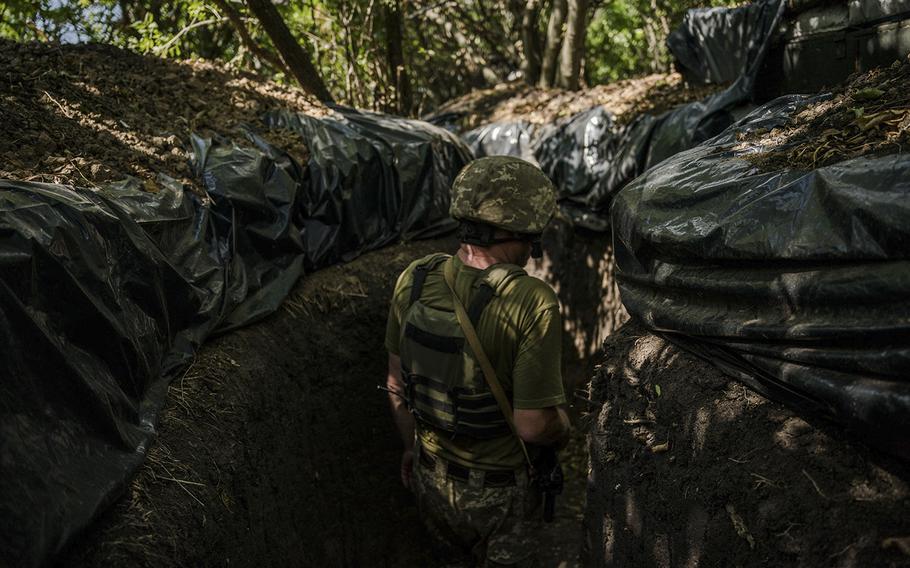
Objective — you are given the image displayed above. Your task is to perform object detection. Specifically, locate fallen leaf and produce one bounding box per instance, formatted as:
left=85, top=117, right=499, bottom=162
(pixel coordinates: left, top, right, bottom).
left=726, top=504, right=756, bottom=549
left=853, top=87, right=884, bottom=101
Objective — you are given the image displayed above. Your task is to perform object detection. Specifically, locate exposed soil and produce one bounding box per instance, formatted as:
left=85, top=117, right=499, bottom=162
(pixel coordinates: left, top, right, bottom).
left=585, top=320, right=910, bottom=568
left=0, top=39, right=324, bottom=192
left=56, top=226, right=627, bottom=567
left=63, top=239, right=449, bottom=568
left=528, top=221, right=628, bottom=380
left=425, top=73, right=722, bottom=132
left=739, top=54, right=910, bottom=171
left=0, top=38, right=635, bottom=567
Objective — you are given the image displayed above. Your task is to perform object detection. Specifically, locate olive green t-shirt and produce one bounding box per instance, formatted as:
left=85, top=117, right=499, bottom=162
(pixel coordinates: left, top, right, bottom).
left=385, top=253, right=566, bottom=470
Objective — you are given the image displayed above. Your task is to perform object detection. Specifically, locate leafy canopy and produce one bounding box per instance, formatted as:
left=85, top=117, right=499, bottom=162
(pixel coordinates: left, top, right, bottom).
left=0, top=0, right=740, bottom=111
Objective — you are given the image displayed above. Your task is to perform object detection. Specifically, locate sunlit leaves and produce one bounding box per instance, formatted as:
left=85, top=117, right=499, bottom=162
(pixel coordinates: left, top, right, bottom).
left=0, top=0, right=745, bottom=111
left=586, top=0, right=740, bottom=83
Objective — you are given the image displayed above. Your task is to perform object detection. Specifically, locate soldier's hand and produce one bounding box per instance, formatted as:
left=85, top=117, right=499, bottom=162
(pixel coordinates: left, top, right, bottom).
left=400, top=449, right=415, bottom=489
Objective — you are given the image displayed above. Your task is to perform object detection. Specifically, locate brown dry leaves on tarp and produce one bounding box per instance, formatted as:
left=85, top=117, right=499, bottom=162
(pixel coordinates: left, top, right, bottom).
left=428, top=73, right=722, bottom=132
left=739, top=55, right=910, bottom=171
left=0, top=40, right=326, bottom=193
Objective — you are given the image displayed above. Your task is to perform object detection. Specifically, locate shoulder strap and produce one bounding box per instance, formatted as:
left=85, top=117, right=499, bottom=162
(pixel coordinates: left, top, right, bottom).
left=409, top=253, right=450, bottom=307
left=443, top=257, right=533, bottom=469
left=466, top=264, right=526, bottom=326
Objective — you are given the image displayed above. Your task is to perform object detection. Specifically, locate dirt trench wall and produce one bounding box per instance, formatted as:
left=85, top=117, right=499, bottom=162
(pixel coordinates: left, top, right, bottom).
left=63, top=239, right=452, bottom=567
left=585, top=321, right=910, bottom=568
left=62, top=225, right=624, bottom=567
left=527, top=220, right=628, bottom=386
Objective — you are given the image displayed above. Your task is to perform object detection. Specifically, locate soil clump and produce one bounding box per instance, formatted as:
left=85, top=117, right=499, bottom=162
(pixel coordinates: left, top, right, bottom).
left=739, top=54, right=910, bottom=171
left=585, top=320, right=910, bottom=567
left=0, top=39, right=324, bottom=192
left=427, top=73, right=722, bottom=132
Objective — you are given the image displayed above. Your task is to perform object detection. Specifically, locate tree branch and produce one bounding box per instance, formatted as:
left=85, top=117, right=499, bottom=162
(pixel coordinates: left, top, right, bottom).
left=153, top=17, right=223, bottom=55
left=243, top=0, right=335, bottom=102
left=210, top=0, right=290, bottom=76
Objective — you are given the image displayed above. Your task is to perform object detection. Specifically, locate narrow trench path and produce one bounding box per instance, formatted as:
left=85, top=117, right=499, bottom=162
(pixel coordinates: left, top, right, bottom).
left=66, top=236, right=593, bottom=567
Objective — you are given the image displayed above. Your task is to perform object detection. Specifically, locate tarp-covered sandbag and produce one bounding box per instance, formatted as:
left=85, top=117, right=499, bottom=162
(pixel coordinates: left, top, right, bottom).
left=191, top=132, right=308, bottom=332
left=667, top=0, right=785, bottom=85
left=533, top=107, right=615, bottom=220
left=265, top=107, right=470, bottom=264
left=0, top=179, right=217, bottom=565
left=533, top=97, right=739, bottom=231
left=611, top=94, right=910, bottom=460
left=462, top=120, right=536, bottom=163
left=464, top=0, right=784, bottom=231
left=0, top=107, right=471, bottom=566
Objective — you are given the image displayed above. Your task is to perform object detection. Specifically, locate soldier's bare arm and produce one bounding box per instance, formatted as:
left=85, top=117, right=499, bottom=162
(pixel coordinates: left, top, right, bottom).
left=514, top=405, right=570, bottom=445
left=387, top=353, right=416, bottom=488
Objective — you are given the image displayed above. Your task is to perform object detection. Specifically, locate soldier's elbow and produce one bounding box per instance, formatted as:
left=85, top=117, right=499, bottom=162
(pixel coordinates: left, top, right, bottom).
left=514, top=407, right=566, bottom=445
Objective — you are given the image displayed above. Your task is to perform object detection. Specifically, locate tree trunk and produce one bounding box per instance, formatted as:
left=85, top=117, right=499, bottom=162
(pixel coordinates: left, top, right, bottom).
left=556, top=0, right=588, bottom=91
left=383, top=0, right=412, bottom=116
left=539, top=0, right=567, bottom=88
left=212, top=0, right=290, bottom=76
left=520, top=0, right=543, bottom=85
left=243, top=0, right=335, bottom=103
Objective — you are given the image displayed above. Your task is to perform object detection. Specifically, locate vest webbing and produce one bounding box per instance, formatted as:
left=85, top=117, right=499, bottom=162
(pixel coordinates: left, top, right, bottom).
left=399, top=254, right=525, bottom=440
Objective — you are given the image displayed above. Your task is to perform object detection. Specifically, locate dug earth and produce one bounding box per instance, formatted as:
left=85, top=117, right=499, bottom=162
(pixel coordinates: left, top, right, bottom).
left=63, top=230, right=615, bottom=567
left=585, top=321, right=910, bottom=568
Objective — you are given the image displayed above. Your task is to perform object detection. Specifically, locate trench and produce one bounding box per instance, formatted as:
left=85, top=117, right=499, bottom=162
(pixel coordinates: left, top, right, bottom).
left=63, top=222, right=621, bottom=567
left=52, top=200, right=910, bottom=568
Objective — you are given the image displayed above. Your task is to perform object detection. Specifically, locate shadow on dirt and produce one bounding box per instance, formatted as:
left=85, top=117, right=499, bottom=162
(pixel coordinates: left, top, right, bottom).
left=528, top=219, right=628, bottom=389
left=585, top=320, right=910, bottom=568
left=63, top=240, right=448, bottom=567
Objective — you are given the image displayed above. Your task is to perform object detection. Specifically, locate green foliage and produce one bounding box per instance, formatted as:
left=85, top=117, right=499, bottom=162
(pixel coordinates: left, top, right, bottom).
left=0, top=0, right=119, bottom=42
left=125, top=0, right=217, bottom=58
left=586, top=0, right=742, bottom=84
left=0, top=1, right=747, bottom=111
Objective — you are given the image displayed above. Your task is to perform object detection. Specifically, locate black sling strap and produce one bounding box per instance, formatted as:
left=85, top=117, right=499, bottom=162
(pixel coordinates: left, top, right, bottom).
left=409, top=254, right=449, bottom=307
left=466, top=284, right=496, bottom=327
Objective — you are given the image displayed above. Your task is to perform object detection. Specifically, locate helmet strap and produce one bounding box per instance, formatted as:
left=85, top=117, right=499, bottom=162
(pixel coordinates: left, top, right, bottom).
left=456, top=222, right=543, bottom=259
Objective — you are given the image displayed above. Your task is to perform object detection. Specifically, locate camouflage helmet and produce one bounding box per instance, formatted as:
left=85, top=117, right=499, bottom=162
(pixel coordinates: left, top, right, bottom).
left=450, top=156, right=556, bottom=234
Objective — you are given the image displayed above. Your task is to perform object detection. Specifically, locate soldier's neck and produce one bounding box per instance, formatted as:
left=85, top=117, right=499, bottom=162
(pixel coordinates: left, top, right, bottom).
left=457, top=244, right=510, bottom=270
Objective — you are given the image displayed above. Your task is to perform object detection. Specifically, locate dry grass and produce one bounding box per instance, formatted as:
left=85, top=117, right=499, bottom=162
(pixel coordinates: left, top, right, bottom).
left=429, top=73, right=723, bottom=131
left=738, top=55, right=910, bottom=171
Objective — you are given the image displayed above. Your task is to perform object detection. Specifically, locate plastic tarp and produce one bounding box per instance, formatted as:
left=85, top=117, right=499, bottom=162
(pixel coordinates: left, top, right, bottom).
left=667, top=1, right=785, bottom=85
left=464, top=0, right=785, bottom=231
left=0, top=107, right=471, bottom=566
left=463, top=120, right=537, bottom=163
left=611, top=94, right=910, bottom=460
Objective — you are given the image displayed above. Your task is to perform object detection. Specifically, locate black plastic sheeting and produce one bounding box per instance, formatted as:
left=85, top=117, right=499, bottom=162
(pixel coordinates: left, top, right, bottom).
left=611, top=94, right=910, bottom=460
left=463, top=120, right=537, bottom=163
left=0, top=107, right=471, bottom=566
left=667, top=2, right=783, bottom=85
left=464, top=0, right=785, bottom=230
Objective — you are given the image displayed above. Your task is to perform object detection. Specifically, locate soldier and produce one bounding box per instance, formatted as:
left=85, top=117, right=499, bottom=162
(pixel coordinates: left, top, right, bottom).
left=385, top=156, right=570, bottom=567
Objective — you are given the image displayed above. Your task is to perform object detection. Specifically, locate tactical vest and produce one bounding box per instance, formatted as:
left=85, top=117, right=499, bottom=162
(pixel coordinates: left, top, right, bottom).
left=399, top=254, right=527, bottom=439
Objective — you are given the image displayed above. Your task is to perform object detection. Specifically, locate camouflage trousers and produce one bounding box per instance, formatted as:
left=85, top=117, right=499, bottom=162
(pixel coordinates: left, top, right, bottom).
left=412, top=445, right=542, bottom=567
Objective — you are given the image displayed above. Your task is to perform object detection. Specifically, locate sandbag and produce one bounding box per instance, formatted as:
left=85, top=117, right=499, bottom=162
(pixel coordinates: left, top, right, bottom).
left=0, top=107, right=470, bottom=566
left=463, top=120, right=537, bottom=163
left=667, top=0, right=785, bottom=85
left=464, top=0, right=785, bottom=230
left=611, top=94, right=910, bottom=460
